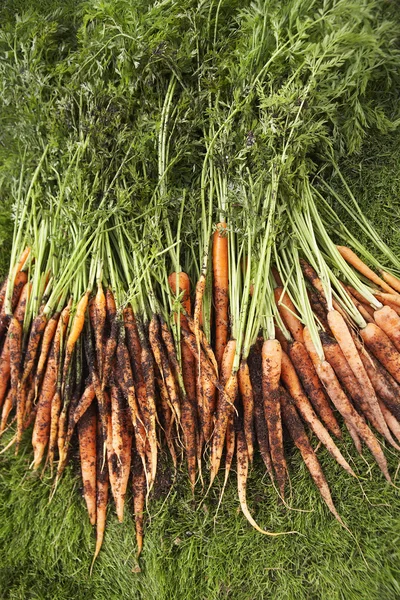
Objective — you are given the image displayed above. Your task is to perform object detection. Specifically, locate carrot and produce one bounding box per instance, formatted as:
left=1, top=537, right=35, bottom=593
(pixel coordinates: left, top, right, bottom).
left=345, top=422, right=362, bottom=455
left=300, top=260, right=346, bottom=318
left=307, top=288, right=329, bottom=331
left=336, top=246, right=398, bottom=294
left=32, top=308, right=68, bottom=469
left=78, top=403, right=97, bottom=525
left=34, top=311, right=60, bottom=395
left=272, top=267, right=283, bottom=287
left=304, top=329, right=391, bottom=482
left=156, top=372, right=177, bottom=470
left=321, top=333, right=375, bottom=425
left=274, top=287, right=304, bottom=342
left=9, top=316, right=22, bottom=413
left=180, top=341, right=197, bottom=491
left=132, top=450, right=146, bottom=557
left=107, top=382, right=132, bottom=522
left=14, top=246, right=31, bottom=274
left=327, top=309, right=392, bottom=441
left=168, top=271, right=191, bottom=316
left=20, top=313, right=47, bottom=386
left=374, top=306, right=400, bottom=352
left=248, top=340, right=274, bottom=479
left=0, top=270, right=28, bottom=341
left=274, top=324, right=289, bottom=353
left=0, top=390, right=13, bottom=434
left=102, top=290, right=118, bottom=390
left=356, top=344, right=400, bottom=422
left=378, top=399, right=400, bottom=444
left=381, top=271, right=400, bottom=294
left=62, top=292, right=89, bottom=394
left=210, top=340, right=237, bottom=485
left=193, top=272, right=206, bottom=343
left=280, top=387, right=344, bottom=525
left=288, top=340, right=341, bottom=438
left=149, top=315, right=181, bottom=422
left=0, top=339, right=11, bottom=409
left=238, top=359, right=254, bottom=463
left=262, top=338, right=287, bottom=498
left=0, top=277, right=8, bottom=314
left=90, top=414, right=109, bottom=574
left=280, top=352, right=356, bottom=476
left=360, top=323, right=400, bottom=386
left=123, top=307, right=144, bottom=383
left=213, top=222, right=229, bottom=368
left=180, top=327, right=222, bottom=393
left=115, top=334, right=147, bottom=472
left=94, top=282, right=106, bottom=377
left=138, top=326, right=158, bottom=488
left=110, top=379, right=124, bottom=460
left=184, top=314, right=218, bottom=376
left=66, top=381, right=96, bottom=442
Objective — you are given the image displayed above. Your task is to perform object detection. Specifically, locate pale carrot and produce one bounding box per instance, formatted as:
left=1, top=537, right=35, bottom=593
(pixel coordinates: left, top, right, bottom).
left=360, top=323, right=400, bottom=386
left=238, top=359, right=254, bottom=463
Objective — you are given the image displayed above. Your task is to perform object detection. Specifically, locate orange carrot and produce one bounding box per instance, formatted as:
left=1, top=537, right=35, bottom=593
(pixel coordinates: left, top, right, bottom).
left=374, top=306, right=400, bottom=352
left=34, top=310, right=60, bottom=395
left=378, top=399, right=400, bottom=444
left=280, top=352, right=355, bottom=476
left=327, top=309, right=392, bottom=440
left=90, top=414, right=109, bottom=574
left=213, top=222, right=229, bottom=368
left=9, top=316, right=22, bottom=412
left=94, top=282, right=106, bottom=377
left=62, top=292, right=89, bottom=392
left=360, top=323, right=400, bottom=386
left=280, top=387, right=344, bottom=525
left=288, top=340, right=341, bottom=438
left=0, top=390, right=13, bottom=434
left=20, top=313, right=47, bottom=386
left=210, top=340, right=237, bottom=485
left=304, top=328, right=391, bottom=482
left=0, top=278, right=7, bottom=314
left=336, top=246, right=398, bottom=294
left=248, top=339, right=274, bottom=479
left=168, top=272, right=191, bottom=318
left=262, top=338, right=287, bottom=497
left=132, top=450, right=146, bottom=557
left=238, top=359, right=254, bottom=463
left=0, top=339, right=10, bottom=409
left=78, top=403, right=97, bottom=525
left=381, top=271, right=400, bottom=294
left=274, top=287, right=304, bottom=342
left=180, top=341, right=197, bottom=491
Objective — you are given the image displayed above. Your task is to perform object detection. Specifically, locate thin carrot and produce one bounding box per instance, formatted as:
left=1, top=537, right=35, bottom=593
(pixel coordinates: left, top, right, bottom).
left=280, top=387, right=344, bottom=525
left=345, top=422, right=362, bottom=455
left=94, top=282, right=106, bottom=377
left=248, top=340, right=274, bottom=479
left=14, top=246, right=31, bottom=274
left=0, top=278, right=8, bottom=314
left=62, top=292, right=89, bottom=394
left=90, top=413, right=109, bottom=575
left=378, top=400, right=400, bottom=445
left=66, top=381, right=96, bottom=443
left=180, top=341, right=197, bottom=491
left=20, top=313, right=47, bottom=386
left=102, top=289, right=118, bottom=390
left=356, top=344, right=400, bottom=422
left=132, top=450, right=146, bottom=558
left=138, top=326, right=158, bottom=488
left=274, top=287, right=304, bottom=342
left=262, top=338, right=287, bottom=498
left=213, top=222, right=229, bottom=368
left=381, top=271, right=400, bottom=294
left=336, top=246, right=398, bottom=294
left=210, top=340, right=237, bottom=485
left=156, top=372, right=177, bottom=470
left=304, top=328, right=391, bottom=482
left=288, top=340, right=341, bottom=438
left=327, top=309, right=392, bottom=441
left=374, top=306, right=400, bottom=352
left=180, top=327, right=222, bottom=393
left=360, top=323, right=400, bottom=386
left=0, top=339, right=10, bottom=409
left=280, top=352, right=356, bottom=477
left=238, top=359, right=254, bottom=463
left=34, top=311, right=61, bottom=395
left=78, top=403, right=97, bottom=525
left=9, top=316, right=22, bottom=418
left=0, top=271, right=27, bottom=342
left=0, top=390, right=13, bottom=435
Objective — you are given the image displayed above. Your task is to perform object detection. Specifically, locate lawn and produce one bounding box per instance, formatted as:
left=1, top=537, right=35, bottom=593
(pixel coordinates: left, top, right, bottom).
left=1, top=3, right=400, bottom=600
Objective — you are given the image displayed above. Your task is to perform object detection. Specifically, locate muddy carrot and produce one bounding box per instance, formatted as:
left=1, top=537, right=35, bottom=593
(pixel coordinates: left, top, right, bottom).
left=213, top=223, right=229, bottom=368
left=78, top=403, right=97, bottom=525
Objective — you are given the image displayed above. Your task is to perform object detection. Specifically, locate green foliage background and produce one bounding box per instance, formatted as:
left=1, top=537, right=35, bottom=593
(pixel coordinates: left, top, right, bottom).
left=1, top=2, right=400, bottom=599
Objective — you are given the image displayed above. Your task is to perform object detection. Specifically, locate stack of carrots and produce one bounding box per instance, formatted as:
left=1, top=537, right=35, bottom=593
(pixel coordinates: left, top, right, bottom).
left=2, top=0, right=400, bottom=571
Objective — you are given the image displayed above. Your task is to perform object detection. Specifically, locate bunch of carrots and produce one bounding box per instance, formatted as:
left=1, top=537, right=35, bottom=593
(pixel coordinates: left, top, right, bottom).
left=2, top=0, right=400, bottom=572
